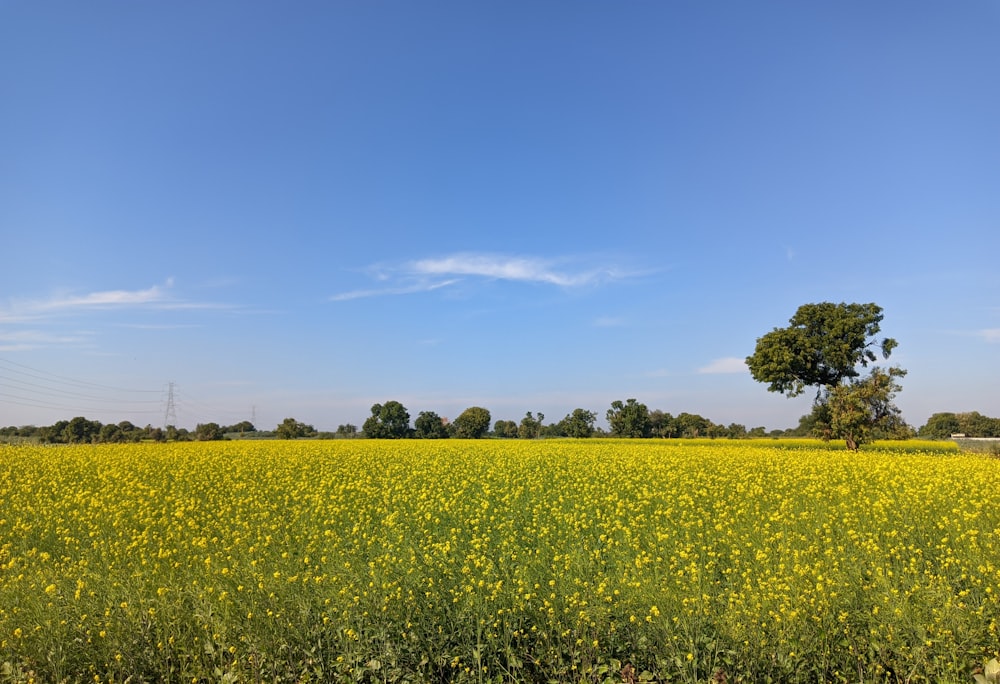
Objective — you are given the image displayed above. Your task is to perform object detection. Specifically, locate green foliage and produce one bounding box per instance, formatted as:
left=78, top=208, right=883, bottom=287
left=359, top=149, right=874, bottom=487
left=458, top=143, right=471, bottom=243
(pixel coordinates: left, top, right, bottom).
left=675, top=412, right=711, bottom=438
left=493, top=419, right=518, bottom=438
left=194, top=422, right=225, bottom=441
left=63, top=416, right=102, bottom=444
left=919, top=412, right=962, bottom=439
left=748, top=302, right=908, bottom=450
left=920, top=411, right=1000, bottom=439
left=362, top=401, right=411, bottom=439
left=649, top=410, right=676, bottom=438
left=452, top=406, right=491, bottom=438
left=824, top=366, right=908, bottom=451
left=335, top=423, right=359, bottom=438
left=726, top=423, right=747, bottom=439
left=607, top=399, right=651, bottom=438
left=559, top=408, right=597, bottom=438
left=222, top=420, right=256, bottom=435
left=274, top=417, right=315, bottom=439
left=518, top=412, right=545, bottom=439
left=414, top=411, right=449, bottom=439
left=746, top=302, right=896, bottom=398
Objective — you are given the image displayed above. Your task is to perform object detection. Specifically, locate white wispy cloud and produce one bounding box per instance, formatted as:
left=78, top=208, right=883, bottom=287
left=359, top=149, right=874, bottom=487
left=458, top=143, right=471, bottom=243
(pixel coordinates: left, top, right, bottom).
left=0, top=330, right=93, bottom=352
left=35, top=283, right=169, bottom=310
left=330, top=279, right=461, bottom=302
left=0, top=281, right=174, bottom=351
left=331, top=253, right=632, bottom=301
left=0, top=280, right=239, bottom=352
left=980, top=329, right=1000, bottom=343
left=116, top=323, right=204, bottom=330
left=697, top=357, right=749, bottom=374
left=411, top=254, right=621, bottom=287
left=2, top=280, right=173, bottom=319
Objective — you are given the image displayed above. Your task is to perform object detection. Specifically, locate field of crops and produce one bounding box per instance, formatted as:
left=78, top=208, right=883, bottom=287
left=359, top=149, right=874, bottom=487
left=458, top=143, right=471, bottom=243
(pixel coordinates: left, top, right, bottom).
left=0, top=439, right=997, bottom=683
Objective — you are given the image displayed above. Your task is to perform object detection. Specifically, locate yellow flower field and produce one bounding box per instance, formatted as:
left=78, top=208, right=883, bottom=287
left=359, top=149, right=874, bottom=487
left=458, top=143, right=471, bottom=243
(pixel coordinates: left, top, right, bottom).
left=0, top=439, right=995, bottom=682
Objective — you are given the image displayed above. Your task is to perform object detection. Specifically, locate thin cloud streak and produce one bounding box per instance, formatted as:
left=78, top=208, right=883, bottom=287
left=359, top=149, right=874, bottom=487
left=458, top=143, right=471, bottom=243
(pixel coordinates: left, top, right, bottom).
left=411, top=254, right=619, bottom=287
left=0, top=330, right=93, bottom=352
left=330, top=279, right=461, bottom=302
left=0, top=280, right=234, bottom=320
left=36, top=284, right=168, bottom=310
left=3, top=281, right=171, bottom=319
left=980, top=329, right=1000, bottom=343
left=331, top=252, right=635, bottom=302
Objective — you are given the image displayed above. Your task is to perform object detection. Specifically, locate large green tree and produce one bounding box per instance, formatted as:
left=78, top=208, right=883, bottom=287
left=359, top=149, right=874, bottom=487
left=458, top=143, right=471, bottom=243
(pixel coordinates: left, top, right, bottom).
left=747, top=302, right=906, bottom=450
left=493, top=420, right=518, bottom=438
left=825, top=367, right=909, bottom=450
left=414, top=411, right=449, bottom=439
left=335, top=423, right=359, bottom=438
left=606, top=399, right=651, bottom=438
left=746, top=302, right=897, bottom=398
left=674, top=412, right=713, bottom=438
left=275, top=417, right=315, bottom=439
left=452, top=407, right=491, bottom=439
left=194, top=422, right=225, bottom=441
left=917, top=412, right=961, bottom=439
left=919, top=411, right=1000, bottom=439
left=363, top=401, right=411, bottom=439
left=559, top=408, right=597, bottom=438
left=63, top=416, right=101, bottom=444
left=518, top=412, right=544, bottom=439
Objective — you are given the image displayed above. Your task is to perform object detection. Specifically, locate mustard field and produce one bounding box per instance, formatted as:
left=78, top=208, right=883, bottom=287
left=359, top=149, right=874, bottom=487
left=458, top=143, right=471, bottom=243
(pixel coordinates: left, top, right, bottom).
left=0, top=439, right=996, bottom=683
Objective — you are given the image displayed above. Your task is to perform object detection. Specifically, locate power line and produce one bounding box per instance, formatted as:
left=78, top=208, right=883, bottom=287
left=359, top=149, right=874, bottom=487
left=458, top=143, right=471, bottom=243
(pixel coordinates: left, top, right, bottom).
left=0, top=391, right=162, bottom=415
left=0, top=357, right=160, bottom=394
left=0, top=373, right=161, bottom=404
left=0, top=357, right=165, bottom=423
left=171, top=390, right=258, bottom=426
left=0, top=358, right=259, bottom=428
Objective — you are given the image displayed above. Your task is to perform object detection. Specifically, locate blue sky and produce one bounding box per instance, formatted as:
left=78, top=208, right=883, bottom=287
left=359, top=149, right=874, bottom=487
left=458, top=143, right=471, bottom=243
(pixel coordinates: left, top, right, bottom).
left=2, top=2, right=998, bottom=432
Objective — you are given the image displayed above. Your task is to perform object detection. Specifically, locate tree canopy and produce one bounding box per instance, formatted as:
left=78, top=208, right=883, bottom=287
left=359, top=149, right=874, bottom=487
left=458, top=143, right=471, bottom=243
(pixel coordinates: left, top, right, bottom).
left=606, top=399, right=651, bottom=438
left=275, top=417, right=315, bottom=440
left=414, top=411, right=449, bottom=439
left=362, top=401, right=411, bottom=439
left=746, top=302, right=897, bottom=398
left=559, top=408, right=597, bottom=438
left=918, top=411, right=1000, bottom=439
left=518, top=412, right=544, bottom=439
left=747, top=302, right=907, bottom=450
left=493, top=420, right=518, bottom=438
left=825, top=366, right=909, bottom=450
left=452, top=407, right=491, bottom=439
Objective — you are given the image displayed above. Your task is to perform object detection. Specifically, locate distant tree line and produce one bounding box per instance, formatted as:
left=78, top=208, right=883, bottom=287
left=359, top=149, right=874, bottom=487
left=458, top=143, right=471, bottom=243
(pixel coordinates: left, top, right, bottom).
left=917, top=412, right=1000, bottom=439
left=0, top=418, right=257, bottom=444
left=330, top=399, right=890, bottom=440
left=3, top=406, right=996, bottom=444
